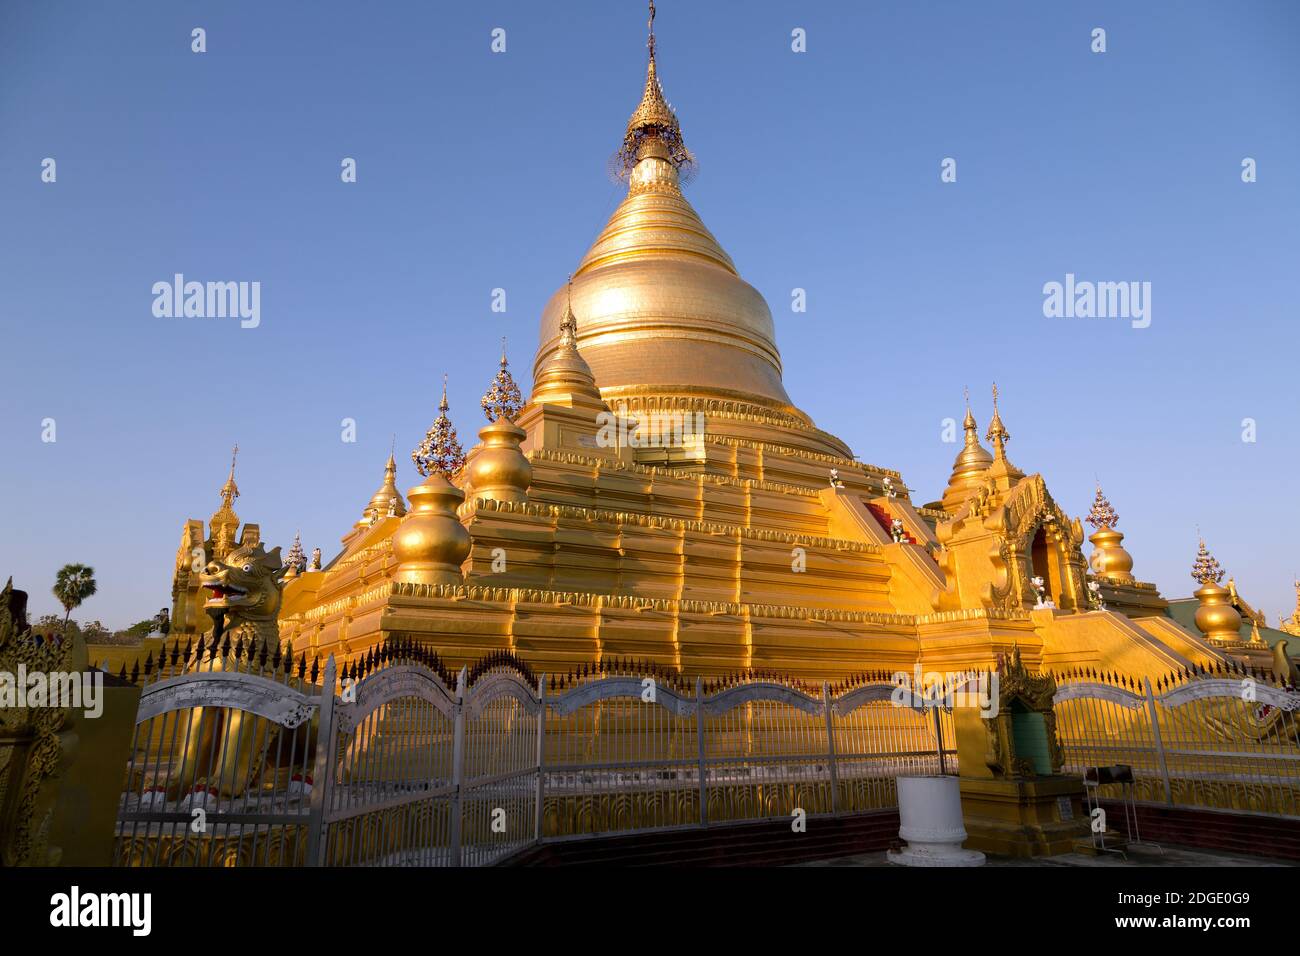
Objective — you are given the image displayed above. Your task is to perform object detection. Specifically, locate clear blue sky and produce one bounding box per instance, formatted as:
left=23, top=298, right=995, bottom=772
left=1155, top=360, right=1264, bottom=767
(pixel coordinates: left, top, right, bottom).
left=1, top=1, right=1297, bottom=629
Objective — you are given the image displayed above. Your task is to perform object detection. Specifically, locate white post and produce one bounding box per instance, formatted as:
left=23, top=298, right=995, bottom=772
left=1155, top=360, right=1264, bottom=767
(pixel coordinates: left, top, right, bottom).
left=696, top=676, right=708, bottom=826
left=534, top=676, right=546, bottom=842
left=305, top=655, right=337, bottom=867
left=1143, top=677, right=1173, bottom=806
left=449, top=666, right=466, bottom=867
left=823, top=682, right=840, bottom=814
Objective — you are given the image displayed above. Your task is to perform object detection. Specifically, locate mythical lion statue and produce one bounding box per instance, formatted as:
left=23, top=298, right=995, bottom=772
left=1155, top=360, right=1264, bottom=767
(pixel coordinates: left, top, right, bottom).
left=171, top=543, right=305, bottom=798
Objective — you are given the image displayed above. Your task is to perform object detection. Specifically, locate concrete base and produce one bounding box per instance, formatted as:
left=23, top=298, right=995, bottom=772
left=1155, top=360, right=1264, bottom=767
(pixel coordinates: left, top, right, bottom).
left=887, top=845, right=986, bottom=867
left=888, top=775, right=985, bottom=867
left=959, top=774, right=1090, bottom=858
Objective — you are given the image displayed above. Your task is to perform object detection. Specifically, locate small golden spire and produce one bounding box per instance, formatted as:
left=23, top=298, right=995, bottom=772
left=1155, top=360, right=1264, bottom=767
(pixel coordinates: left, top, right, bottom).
left=481, top=337, right=524, bottom=423
left=412, top=375, right=466, bottom=479
left=985, top=383, right=1010, bottom=455
left=363, top=445, right=406, bottom=522
left=530, top=277, right=604, bottom=411
left=940, top=389, right=993, bottom=512
left=559, top=275, right=578, bottom=347
left=220, top=443, right=240, bottom=504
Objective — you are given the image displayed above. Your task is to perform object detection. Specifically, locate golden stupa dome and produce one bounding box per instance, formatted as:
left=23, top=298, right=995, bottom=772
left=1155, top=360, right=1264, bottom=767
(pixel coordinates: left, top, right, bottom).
left=532, top=37, right=798, bottom=421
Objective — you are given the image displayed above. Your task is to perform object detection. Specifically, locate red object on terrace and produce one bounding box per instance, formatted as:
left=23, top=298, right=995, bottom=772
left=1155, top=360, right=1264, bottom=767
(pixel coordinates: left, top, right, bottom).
left=865, top=502, right=916, bottom=544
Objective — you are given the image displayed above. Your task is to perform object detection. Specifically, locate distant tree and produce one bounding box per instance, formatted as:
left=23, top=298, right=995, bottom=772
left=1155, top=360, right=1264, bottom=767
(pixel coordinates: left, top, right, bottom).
left=119, top=619, right=158, bottom=641
left=81, top=620, right=112, bottom=642
left=52, top=563, right=96, bottom=636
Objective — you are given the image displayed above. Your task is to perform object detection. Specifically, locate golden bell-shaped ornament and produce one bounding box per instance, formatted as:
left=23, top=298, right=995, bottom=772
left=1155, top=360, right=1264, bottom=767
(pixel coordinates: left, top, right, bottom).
left=1193, top=581, right=1242, bottom=645
left=1088, top=527, right=1135, bottom=584
left=391, top=475, right=471, bottom=586
left=465, top=419, right=531, bottom=503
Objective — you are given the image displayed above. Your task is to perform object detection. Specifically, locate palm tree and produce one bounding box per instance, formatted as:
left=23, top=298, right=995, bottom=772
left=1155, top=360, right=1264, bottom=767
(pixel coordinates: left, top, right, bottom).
left=52, top=563, right=97, bottom=636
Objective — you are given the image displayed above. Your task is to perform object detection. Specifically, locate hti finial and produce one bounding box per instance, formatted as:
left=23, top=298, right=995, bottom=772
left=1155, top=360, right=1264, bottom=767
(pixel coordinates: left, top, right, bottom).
left=482, top=339, right=523, bottom=423
left=1191, top=536, right=1226, bottom=586
left=617, top=0, right=694, bottom=180
left=413, top=375, right=466, bottom=479
left=1086, top=484, right=1120, bottom=530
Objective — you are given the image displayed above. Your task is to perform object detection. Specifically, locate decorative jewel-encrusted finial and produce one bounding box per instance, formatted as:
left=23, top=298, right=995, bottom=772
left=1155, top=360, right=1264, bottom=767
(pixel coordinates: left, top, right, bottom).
left=412, top=375, right=466, bottom=479
left=616, top=0, right=695, bottom=180
left=481, top=337, right=524, bottom=423
left=284, top=531, right=307, bottom=573
left=1191, top=538, right=1226, bottom=586
left=1086, top=484, right=1120, bottom=530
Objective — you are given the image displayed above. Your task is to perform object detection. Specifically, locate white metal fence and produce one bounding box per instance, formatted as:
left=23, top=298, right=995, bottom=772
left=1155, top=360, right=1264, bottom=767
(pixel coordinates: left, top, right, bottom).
left=1053, top=667, right=1300, bottom=816
left=113, top=640, right=954, bottom=866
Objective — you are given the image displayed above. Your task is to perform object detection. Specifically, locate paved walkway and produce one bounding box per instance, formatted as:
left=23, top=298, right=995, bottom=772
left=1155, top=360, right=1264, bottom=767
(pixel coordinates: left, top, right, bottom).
left=797, top=843, right=1293, bottom=867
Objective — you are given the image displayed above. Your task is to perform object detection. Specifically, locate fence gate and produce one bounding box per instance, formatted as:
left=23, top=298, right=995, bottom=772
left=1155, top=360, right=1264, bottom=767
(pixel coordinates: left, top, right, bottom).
left=114, top=659, right=322, bottom=867
left=315, top=660, right=460, bottom=866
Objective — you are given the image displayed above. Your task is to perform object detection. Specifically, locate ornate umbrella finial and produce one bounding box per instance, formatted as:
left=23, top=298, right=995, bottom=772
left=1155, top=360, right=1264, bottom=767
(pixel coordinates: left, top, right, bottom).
left=481, top=338, right=524, bottom=423
left=284, top=531, right=307, bottom=573
left=1086, top=484, right=1120, bottom=530
left=412, top=374, right=466, bottom=479
left=616, top=0, right=695, bottom=180
left=1191, top=537, right=1226, bottom=586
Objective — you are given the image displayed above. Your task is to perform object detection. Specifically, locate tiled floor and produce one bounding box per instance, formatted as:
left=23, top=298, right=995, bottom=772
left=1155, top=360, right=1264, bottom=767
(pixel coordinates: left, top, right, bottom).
left=797, top=843, right=1294, bottom=867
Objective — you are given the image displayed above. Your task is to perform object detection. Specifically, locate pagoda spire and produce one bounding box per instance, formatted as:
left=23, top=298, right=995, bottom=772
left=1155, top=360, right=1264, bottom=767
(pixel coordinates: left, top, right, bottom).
left=362, top=442, right=407, bottom=523
left=209, top=443, right=242, bottom=555
left=530, top=276, right=605, bottom=411
left=1086, top=483, right=1135, bottom=584
left=412, top=375, right=466, bottom=479
left=985, top=383, right=1010, bottom=458
left=219, top=443, right=239, bottom=506
left=617, top=0, right=694, bottom=179
left=1190, top=536, right=1241, bottom=644
left=939, top=387, right=993, bottom=512
left=983, top=383, right=1024, bottom=486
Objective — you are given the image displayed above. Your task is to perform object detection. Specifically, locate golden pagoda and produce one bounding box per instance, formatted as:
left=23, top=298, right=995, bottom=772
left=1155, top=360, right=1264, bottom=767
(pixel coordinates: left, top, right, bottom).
left=171, top=445, right=262, bottom=636
left=223, top=5, right=1273, bottom=685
